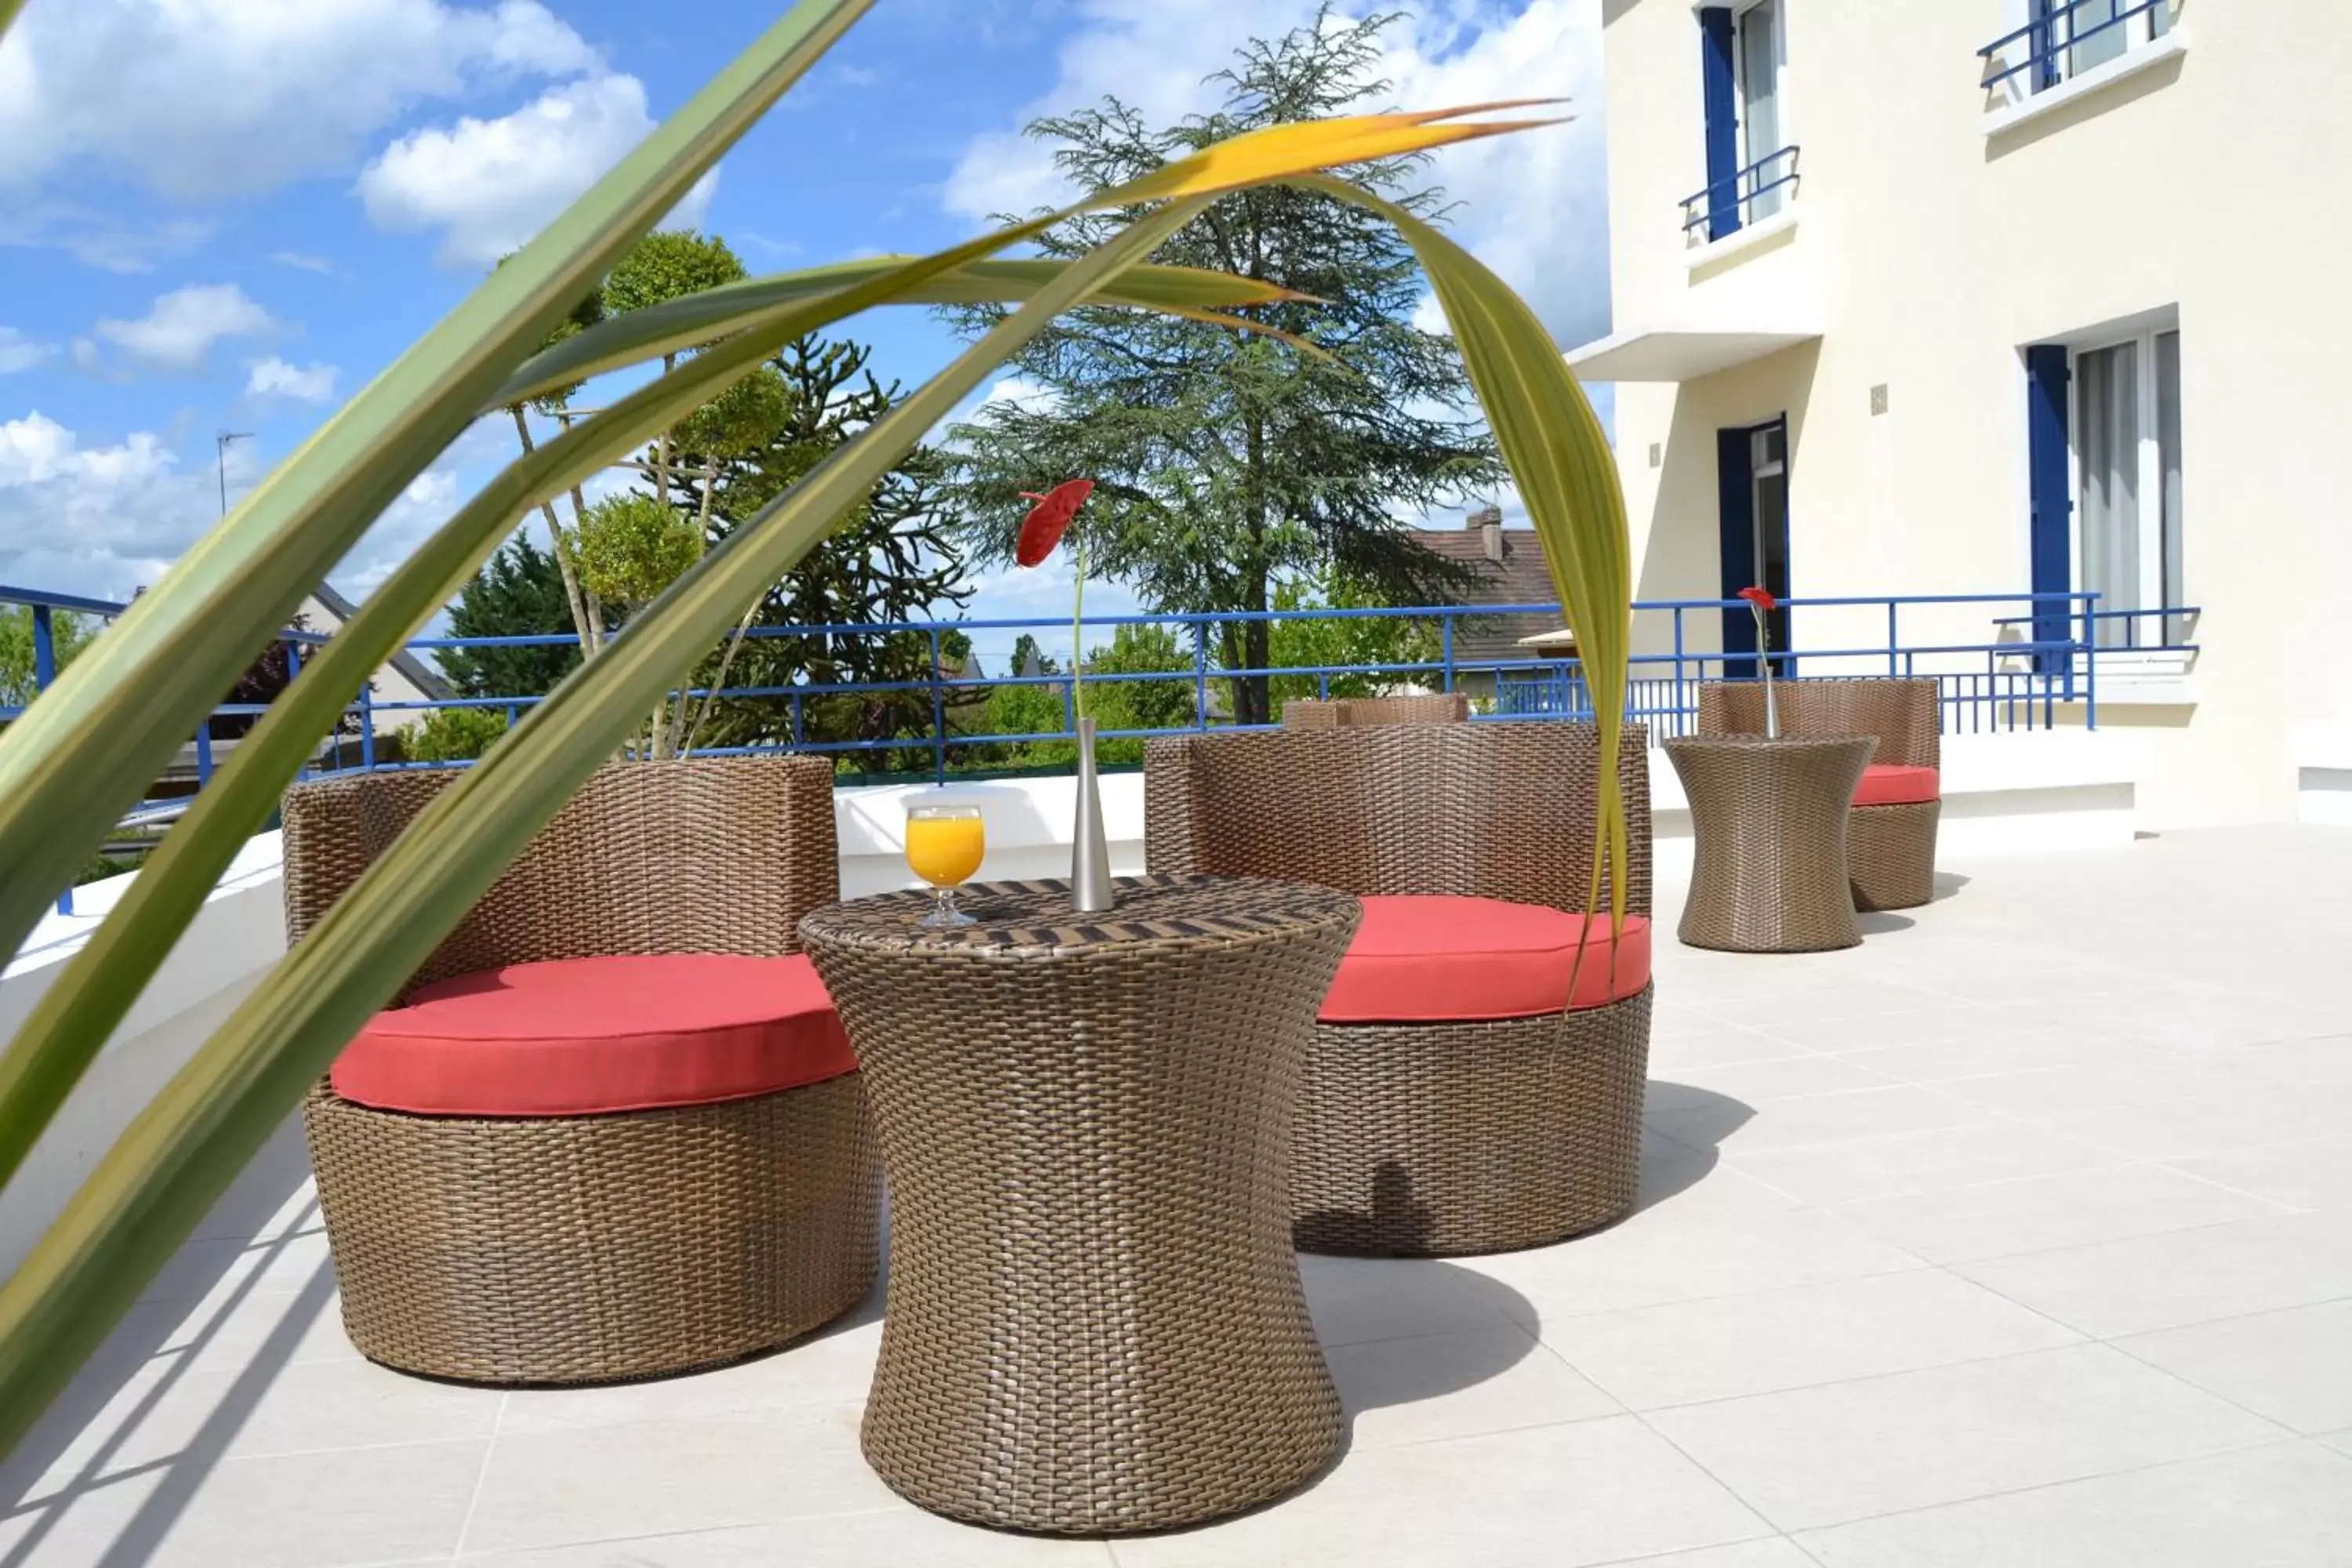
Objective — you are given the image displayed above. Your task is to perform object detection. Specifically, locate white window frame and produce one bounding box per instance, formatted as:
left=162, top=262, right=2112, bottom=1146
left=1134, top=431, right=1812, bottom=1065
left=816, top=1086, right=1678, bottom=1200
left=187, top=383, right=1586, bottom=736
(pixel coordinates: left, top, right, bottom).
left=2042, top=0, right=2169, bottom=89
left=1731, top=0, right=1791, bottom=188
left=2068, top=322, right=2187, bottom=670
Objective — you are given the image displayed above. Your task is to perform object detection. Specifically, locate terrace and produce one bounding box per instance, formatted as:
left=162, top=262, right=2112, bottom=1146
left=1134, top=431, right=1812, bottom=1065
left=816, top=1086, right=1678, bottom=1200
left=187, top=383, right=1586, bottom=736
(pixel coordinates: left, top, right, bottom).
left=5, top=822, right=2352, bottom=1566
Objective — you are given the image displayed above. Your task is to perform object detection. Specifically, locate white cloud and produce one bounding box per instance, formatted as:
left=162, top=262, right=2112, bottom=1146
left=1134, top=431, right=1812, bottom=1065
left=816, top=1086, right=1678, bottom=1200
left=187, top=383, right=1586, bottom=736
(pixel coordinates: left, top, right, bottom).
left=0, top=412, right=206, bottom=597
left=942, top=0, right=1609, bottom=347
left=247, top=357, right=341, bottom=404
left=0, top=328, right=53, bottom=374
left=357, top=72, right=718, bottom=269
left=270, top=252, right=337, bottom=275
left=0, top=0, right=600, bottom=201
left=93, top=284, right=278, bottom=371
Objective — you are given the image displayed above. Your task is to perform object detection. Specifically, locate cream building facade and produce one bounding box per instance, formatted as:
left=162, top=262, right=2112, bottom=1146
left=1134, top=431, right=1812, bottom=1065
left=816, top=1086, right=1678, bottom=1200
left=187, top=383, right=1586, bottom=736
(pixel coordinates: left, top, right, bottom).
left=1569, top=0, right=2350, bottom=826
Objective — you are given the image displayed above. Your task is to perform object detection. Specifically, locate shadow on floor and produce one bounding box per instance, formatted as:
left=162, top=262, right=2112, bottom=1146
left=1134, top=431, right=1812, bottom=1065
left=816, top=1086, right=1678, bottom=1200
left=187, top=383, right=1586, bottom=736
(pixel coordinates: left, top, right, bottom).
left=1632, top=1083, right=1757, bottom=1218
left=1932, top=871, right=1973, bottom=902
left=1856, top=911, right=1918, bottom=935
left=0, top=1119, right=328, bottom=1568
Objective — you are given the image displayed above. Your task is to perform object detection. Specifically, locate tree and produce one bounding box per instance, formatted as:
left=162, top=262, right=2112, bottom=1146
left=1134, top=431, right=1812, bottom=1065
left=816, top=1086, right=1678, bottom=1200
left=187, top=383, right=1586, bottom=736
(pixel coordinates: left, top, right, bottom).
left=965, top=622, right=1198, bottom=771
left=938, top=8, right=1501, bottom=724
left=439, top=535, right=583, bottom=699
left=0, top=607, right=96, bottom=711
left=1265, top=566, right=1445, bottom=711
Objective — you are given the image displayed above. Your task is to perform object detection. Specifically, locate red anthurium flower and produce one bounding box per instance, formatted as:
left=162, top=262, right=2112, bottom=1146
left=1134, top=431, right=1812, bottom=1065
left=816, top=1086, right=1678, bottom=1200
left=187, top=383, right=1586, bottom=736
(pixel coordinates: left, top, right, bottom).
left=1015, top=479, right=1095, bottom=567
left=1737, top=585, right=1777, bottom=614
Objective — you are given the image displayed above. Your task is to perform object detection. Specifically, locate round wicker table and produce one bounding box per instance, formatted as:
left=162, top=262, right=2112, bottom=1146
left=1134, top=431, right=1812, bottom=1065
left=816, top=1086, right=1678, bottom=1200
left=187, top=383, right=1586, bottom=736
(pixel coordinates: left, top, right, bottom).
left=799, top=873, right=1361, bottom=1537
left=1665, top=733, right=1875, bottom=953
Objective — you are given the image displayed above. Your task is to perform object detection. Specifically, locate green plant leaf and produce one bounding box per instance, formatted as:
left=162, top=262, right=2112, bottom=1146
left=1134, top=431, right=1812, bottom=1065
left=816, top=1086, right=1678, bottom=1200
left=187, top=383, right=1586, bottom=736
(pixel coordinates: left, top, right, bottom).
left=0, top=0, right=877, bottom=968
left=492, top=260, right=1315, bottom=410
left=1294, top=172, right=1633, bottom=926
left=0, top=194, right=1210, bottom=1461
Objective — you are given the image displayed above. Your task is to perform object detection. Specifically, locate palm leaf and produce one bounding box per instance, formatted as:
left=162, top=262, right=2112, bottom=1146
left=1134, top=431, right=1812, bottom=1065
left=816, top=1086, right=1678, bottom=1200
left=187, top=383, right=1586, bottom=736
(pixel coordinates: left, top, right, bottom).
left=0, top=0, right=877, bottom=966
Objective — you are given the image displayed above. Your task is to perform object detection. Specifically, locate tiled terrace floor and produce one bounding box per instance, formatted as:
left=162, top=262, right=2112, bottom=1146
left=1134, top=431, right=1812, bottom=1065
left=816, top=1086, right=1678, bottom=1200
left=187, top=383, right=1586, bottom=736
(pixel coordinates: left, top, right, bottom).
left=10, top=826, right=2352, bottom=1566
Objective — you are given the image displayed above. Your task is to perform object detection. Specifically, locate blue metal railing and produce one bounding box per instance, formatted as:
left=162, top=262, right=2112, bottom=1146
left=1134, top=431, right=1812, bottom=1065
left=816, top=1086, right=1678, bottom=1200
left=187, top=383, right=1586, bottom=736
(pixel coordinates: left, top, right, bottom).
left=1980, top=0, right=2169, bottom=94
left=1680, top=145, right=1799, bottom=241
left=6, top=583, right=2201, bottom=910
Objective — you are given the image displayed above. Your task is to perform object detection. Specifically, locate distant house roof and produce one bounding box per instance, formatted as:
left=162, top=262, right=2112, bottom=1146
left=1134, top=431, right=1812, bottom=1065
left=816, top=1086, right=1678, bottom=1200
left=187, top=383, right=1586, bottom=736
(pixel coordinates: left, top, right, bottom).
left=1405, top=517, right=1565, bottom=666
left=307, top=582, right=453, bottom=702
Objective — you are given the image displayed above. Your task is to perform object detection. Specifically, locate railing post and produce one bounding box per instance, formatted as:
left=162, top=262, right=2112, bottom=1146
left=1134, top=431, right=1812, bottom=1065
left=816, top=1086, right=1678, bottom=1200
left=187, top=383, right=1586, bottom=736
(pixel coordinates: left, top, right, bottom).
left=1671, top=607, right=1686, bottom=735
left=927, top=628, right=948, bottom=786
left=2084, top=599, right=2099, bottom=731
left=1886, top=601, right=1899, bottom=677
left=194, top=719, right=214, bottom=786
left=1192, top=621, right=1210, bottom=731
left=1441, top=614, right=1456, bottom=693
left=31, top=604, right=56, bottom=690
left=358, top=684, right=376, bottom=771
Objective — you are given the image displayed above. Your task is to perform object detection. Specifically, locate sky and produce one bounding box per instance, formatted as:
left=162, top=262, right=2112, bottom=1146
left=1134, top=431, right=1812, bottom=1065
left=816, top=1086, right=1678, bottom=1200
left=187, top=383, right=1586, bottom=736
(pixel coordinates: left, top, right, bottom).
left=0, top=0, right=1613, bottom=668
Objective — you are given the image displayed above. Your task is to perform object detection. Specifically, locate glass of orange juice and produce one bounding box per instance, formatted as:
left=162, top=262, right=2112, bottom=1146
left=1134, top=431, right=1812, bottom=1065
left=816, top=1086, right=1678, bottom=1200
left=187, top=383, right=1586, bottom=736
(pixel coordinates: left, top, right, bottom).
left=905, top=802, right=985, bottom=927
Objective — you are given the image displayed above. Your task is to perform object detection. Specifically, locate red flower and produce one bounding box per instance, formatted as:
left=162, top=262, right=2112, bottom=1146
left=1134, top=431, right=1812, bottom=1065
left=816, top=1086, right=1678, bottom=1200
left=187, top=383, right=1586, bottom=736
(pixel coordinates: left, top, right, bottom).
left=1014, top=479, right=1095, bottom=567
left=1736, top=586, right=1777, bottom=614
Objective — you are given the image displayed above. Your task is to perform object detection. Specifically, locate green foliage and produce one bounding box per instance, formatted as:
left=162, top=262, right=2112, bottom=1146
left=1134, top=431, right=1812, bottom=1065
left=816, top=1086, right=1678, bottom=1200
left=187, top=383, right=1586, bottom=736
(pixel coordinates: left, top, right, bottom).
left=939, top=9, right=1499, bottom=726
left=405, top=706, right=510, bottom=764
left=602, top=231, right=747, bottom=319
left=439, top=536, right=582, bottom=699
left=492, top=251, right=608, bottom=415
left=1265, top=568, right=1443, bottom=710
left=575, top=492, right=701, bottom=607
left=0, top=607, right=97, bottom=710
left=964, top=622, right=1196, bottom=770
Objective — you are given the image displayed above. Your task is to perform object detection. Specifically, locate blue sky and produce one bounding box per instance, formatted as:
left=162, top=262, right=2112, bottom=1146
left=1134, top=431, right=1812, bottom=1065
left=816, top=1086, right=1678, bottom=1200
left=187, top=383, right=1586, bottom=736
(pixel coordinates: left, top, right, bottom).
left=0, top=0, right=1610, bottom=669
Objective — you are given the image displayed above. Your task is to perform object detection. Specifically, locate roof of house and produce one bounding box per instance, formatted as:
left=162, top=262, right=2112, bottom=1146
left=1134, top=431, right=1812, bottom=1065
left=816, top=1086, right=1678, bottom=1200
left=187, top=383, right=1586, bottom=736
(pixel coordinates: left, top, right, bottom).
left=1404, top=526, right=1566, bottom=666
left=307, top=582, right=453, bottom=701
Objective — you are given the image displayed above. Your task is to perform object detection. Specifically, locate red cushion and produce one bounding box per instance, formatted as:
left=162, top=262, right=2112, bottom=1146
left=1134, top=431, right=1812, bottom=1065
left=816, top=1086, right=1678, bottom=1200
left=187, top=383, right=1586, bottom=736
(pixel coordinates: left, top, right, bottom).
left=1855, top=764, right=1940, bottom=808
left=332, top=954, right=857, bottom=1117
left=1319, top=895, right=1651, bottom=1024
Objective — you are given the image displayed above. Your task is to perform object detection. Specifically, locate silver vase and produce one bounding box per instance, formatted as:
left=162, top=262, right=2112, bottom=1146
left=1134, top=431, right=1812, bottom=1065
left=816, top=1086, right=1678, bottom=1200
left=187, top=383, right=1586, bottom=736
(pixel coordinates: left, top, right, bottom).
left=1762, top=666, right=1781, bottom=739
left=1071, top=716, right=1116, bottom=913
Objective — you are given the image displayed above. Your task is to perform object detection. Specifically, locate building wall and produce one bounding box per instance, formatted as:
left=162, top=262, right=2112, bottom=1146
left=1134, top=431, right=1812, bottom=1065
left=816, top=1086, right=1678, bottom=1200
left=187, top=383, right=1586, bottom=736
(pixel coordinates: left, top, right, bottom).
left=1590, top=0, right=2350, bottom=826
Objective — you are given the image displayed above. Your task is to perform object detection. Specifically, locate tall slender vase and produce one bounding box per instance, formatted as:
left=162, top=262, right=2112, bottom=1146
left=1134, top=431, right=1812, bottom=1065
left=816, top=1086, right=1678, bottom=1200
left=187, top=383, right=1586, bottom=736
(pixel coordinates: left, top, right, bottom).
left=1071, top=716, right=1115, bottom=913
left=1761, top=662, right=1781, bottom=739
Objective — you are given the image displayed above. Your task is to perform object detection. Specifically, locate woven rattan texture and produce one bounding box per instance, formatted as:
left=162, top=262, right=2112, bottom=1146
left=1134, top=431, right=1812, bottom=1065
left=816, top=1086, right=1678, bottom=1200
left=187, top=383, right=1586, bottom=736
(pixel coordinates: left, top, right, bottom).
left=1282, top=693, right=1470, bottom=728
left=1697, top=678, right=1941, bottom=909
left=1143, top=722, right=1653, bottom=1257
left=303, top=1076, right=879, bottom=1385
left=801, top=876, right=1359, bottom=1536
left=1667, top=734, right=1875, bottom=953
left=281, top=754, right=840, bottom=996
left=1296, top=985, right=1653, bottom=1256
left=1144, top=721, right=1651, bottom=919
left=282, top=756, right=878, bottom=1385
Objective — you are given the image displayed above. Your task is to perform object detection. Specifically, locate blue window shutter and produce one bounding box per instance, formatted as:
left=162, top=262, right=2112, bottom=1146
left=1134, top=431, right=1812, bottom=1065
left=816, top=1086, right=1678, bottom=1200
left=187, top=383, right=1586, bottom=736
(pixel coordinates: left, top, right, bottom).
left=2031, top=0, right=2061, bottom=92
left=2025, top=344, right=2071, bottom=676
left=1698, top=8, right=1740, bottom=241
left=1717, top=426, right=1758, bottom=678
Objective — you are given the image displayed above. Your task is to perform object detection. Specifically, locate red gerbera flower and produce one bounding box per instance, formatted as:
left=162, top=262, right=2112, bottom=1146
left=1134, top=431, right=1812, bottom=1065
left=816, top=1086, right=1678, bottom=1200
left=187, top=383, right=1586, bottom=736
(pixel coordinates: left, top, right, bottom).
left=1736, top=585, right=1777, bottom=614
left=1015, top=479, right=1095, bottom=567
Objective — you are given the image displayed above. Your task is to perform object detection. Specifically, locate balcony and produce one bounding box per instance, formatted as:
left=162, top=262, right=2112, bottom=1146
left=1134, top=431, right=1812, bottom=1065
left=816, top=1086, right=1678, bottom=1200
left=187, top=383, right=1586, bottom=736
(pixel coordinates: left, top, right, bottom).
left=1978, top=0, right=2187, bottom=137
left=1679, top=144, right=1799, bottom=256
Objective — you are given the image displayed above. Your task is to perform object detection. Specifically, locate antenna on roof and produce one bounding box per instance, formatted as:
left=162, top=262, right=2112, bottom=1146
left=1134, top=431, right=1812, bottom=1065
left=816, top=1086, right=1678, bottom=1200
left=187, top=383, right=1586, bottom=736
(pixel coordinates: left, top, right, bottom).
left=216, top=430, right=256, bottom=517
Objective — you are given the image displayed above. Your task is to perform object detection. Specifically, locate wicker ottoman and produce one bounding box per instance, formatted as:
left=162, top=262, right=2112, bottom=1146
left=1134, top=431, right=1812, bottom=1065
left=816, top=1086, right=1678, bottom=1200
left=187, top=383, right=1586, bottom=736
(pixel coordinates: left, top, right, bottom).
left=1666, top=733, right=1875, bottom=953
left=803, top=875, right=1358, bottom=1537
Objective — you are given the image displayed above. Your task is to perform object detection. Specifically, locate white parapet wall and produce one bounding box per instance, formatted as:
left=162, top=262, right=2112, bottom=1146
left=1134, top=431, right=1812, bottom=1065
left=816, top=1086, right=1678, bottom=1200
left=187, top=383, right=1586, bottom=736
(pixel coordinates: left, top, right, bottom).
left=2294, top=720, right=2352, bottom=829
left=0, top=732, right=2151, bottom=1278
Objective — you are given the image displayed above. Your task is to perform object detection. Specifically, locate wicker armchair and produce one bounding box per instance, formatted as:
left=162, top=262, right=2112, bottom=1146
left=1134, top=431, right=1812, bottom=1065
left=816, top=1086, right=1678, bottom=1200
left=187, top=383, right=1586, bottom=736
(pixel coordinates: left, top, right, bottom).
left=1146, top=721, right=1653, bottom=1256
left=284, top=755, right=880, bottom=1385
left=1697, top=677, right=1941, bottom=910
left=1283, top=692, right=1470, bottom=728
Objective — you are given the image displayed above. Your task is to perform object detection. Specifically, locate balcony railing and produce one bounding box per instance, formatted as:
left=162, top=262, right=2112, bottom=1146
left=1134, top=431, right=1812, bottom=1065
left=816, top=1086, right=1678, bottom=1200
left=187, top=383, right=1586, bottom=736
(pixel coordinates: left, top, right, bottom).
left=1679, top=145, right=1798, bottom=245
left=1980, top=0, right=2170, bottom=96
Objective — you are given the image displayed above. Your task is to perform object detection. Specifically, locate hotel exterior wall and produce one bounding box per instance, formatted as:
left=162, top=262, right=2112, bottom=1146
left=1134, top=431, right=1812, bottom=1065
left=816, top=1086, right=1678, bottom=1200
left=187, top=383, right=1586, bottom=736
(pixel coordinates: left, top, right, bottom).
left=1592, top=0, right=2352, bottom=826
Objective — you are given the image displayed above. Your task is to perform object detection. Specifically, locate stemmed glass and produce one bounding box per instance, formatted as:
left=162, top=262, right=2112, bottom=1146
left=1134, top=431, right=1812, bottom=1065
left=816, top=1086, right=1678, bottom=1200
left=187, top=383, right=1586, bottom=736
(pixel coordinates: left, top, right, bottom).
left=905, top=803, right=985, bottom=927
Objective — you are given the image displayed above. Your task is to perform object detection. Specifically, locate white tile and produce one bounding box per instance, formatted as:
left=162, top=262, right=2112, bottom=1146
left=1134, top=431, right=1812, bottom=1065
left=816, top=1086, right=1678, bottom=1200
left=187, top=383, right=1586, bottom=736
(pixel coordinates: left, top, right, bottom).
left=499, top=1315, right=882, bottom=1435
left=463, top=1508, right=1113, bottom=1565
left=136, top=1226, right=335, bottom=1308
left=2170, top=1136, right=2352, bottom=1210
left=1648, top=1084, right=1994, bottom=1156
left=1954, top=1212, right=2352, bottom=1337
left=1109, top=1417, right=1771, bottom=1568
left=1832, top=1029, right=2176, bottom=1086
left=1647, top=1055, right=1898, bottom=1112
left=2121, top=1300, right=2352, bottom=1435
left=461, top=1405, right=901, bottom=1555
left=1548, top=1269, right=2080, bottom=1411
left=0, top=1436, right=487, bottom=1568
left=1832, top=1163, right=2288, bottom=1264
left=1328, top=1326, right=1622, bottom=1449
left=1301, top=1257, right=1524, bottom=1348
left=2048, top=1087, right=2352, bottom=1162
left=1646, top=1343, right=2285, bottom=1531
left=1934, top=1058, right=2249, bottom=1120
left=1592, top=1543, right=1817, bottom=1568
left=1728, top=1123, right=2119, bottom=1207
left=1649, top=1028, right=1823, bottom=1071
left=1469, top=1208, right=1926, bottom=1323
left=1796, top=1442, right=2352, bottom=1567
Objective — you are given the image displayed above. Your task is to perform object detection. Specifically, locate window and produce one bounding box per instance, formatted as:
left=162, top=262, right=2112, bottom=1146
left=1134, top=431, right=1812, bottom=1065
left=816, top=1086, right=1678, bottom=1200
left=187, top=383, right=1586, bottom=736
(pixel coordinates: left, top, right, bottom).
left=1737, top=1, right=1787, bottom=219
left=2034, top=0, right=2170, bottom=91
left=2074, top=328, right=2185, bottom=648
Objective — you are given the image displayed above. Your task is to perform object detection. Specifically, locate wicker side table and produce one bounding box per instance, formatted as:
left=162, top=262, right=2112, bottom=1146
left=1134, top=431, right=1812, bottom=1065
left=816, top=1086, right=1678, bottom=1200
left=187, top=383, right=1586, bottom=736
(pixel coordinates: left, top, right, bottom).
left=1664, top=734, right=1875, bottom=953
left=800, top=874, right=1360, bottom=1537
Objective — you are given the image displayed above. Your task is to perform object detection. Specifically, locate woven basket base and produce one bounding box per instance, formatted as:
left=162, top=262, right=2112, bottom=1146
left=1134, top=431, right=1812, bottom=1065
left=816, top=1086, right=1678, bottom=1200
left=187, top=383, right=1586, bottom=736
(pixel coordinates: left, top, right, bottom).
left=304, top=1075, right=880, bottom=1387
left=1850, top=800, right=1940, bottom=912
left=1294, top=985, right=1653, bottom=1258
